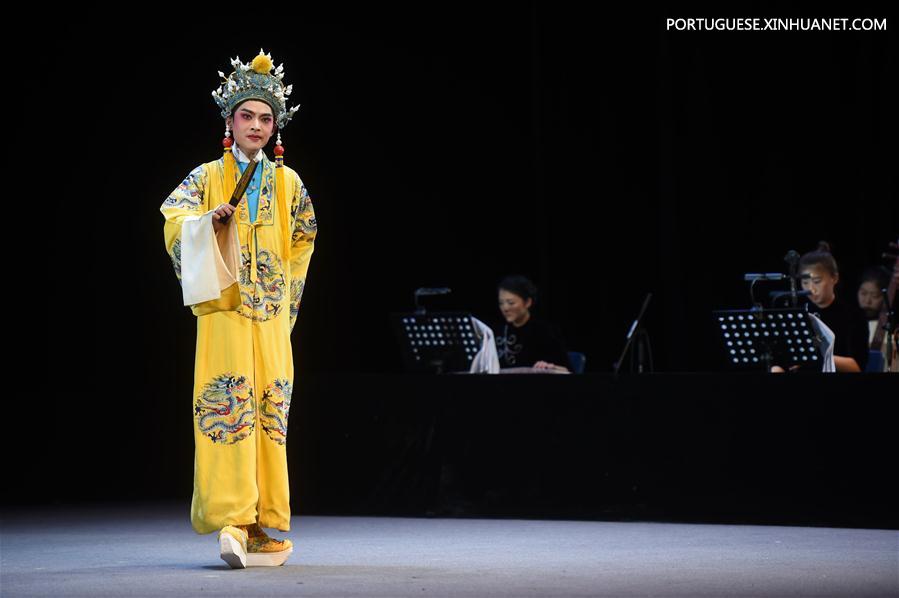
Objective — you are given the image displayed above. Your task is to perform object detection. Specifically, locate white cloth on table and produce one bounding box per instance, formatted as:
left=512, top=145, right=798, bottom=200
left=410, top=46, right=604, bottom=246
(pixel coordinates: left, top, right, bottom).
left=469, top=316, right=500, bottom=374
left=809, top=313, right=836, bottom=372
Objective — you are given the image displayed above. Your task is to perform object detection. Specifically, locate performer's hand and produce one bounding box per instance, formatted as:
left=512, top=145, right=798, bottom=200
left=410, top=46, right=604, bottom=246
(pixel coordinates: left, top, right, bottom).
left=533, top=361, right=570, bottom=373
left=212, top=204, right=236, bottom=233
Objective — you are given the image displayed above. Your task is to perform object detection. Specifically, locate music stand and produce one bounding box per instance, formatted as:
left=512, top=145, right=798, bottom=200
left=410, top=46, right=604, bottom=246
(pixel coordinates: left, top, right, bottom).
left=713, top=307, right=824, bottom=371
left=391, top=311, right=481, bottom=374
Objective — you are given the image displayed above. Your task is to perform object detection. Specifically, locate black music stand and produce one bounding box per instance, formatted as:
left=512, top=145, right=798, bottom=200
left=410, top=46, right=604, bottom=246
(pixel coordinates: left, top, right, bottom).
left=391, top=311, right=481, bottom=374
left=713, top=307, right=824, bottom=371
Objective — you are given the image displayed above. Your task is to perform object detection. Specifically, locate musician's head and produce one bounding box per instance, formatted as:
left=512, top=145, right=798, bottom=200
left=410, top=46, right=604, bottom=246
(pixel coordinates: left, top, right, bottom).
left=226, top=99, right=277, bottom=156
left=498, top=275, right=537, bottom=327
left=799, top=241, right=839, bottom=308
left=857, top=266, right=888, bottom=319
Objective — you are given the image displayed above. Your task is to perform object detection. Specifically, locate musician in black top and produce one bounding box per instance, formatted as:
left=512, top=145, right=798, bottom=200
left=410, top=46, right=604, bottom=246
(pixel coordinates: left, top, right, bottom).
left=790, top=242, right=869, bottom=372
left=491, top=275, right=571, bottom=372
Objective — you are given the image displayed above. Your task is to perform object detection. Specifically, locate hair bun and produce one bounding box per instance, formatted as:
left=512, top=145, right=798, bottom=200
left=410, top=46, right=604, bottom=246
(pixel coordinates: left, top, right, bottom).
left=816, top=241, right=832, bottom=254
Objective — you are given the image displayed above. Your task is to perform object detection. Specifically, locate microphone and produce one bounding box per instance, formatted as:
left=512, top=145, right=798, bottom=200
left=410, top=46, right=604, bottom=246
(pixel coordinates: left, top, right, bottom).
left=784, top=250, right=801, bottom=306
left=784, top=250, right=800, bottom=269
left=744, top=273, right=787, bottom=281
left=414, top=287, right=452, bottom=296
left=413, top=287, right=452, bottom=314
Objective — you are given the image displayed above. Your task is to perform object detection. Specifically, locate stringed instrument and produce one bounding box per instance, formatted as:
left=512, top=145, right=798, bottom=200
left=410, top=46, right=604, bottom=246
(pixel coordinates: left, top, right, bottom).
left=870, top=238, right=898, bottom=372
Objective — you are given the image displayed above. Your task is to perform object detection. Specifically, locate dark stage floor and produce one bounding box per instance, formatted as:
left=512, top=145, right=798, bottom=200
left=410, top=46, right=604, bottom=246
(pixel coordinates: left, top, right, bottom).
left=1, top=501, right=896, bottom=597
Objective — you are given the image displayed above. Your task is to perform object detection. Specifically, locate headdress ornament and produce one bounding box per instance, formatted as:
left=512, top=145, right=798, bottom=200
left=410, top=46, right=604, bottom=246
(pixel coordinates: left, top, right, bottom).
left=211, top=49, right=300, bottom=130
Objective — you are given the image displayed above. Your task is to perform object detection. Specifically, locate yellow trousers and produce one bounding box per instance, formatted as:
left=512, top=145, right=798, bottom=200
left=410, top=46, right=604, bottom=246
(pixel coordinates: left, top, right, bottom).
left=190, top=308, right=294, bottom=533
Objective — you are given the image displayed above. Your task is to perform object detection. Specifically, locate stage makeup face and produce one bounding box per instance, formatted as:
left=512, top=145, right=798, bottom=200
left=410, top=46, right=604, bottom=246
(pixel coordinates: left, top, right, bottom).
left=801, top=264, right=838, bottom=309
left=226, top=99, right=275, bottom=158
left=499, top=289, right=533, bottom=327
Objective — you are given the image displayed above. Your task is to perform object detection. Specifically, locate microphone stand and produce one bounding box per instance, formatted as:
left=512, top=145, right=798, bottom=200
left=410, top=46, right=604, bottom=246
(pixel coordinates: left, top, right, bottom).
left=784, top=250, right=801, bottom=307
left=881, top=285, right=896, bottom=370
left=613, top=293, right=653, bottom=378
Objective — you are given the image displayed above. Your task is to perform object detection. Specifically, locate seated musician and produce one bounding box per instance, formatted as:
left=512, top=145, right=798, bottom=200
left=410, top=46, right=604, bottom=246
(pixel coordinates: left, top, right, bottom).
left=491, top=275, right=571, bottom=373
left=857, top=266, right=890, bottom=348
left=772, top=242, right=868, bottom=373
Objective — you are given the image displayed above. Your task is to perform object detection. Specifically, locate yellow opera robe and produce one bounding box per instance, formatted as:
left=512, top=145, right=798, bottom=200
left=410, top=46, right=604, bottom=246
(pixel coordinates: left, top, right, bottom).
left=160, top=150, right=317, bottom=534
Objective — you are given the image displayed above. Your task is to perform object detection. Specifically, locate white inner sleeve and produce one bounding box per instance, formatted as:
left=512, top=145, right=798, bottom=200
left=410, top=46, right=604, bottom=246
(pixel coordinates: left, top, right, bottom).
left=180, top=209, right=241, bottom=306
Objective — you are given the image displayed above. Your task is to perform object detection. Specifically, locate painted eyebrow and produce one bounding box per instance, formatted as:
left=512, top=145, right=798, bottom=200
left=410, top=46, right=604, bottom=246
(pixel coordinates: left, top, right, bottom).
left=237, top=108, right=273, bottom=118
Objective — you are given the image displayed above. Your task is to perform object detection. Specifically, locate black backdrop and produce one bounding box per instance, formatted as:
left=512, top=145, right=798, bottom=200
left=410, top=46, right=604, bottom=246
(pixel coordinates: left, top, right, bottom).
left=27, top=5, right=897, bottom=509
left=56, top=5, right=895, bottom=376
